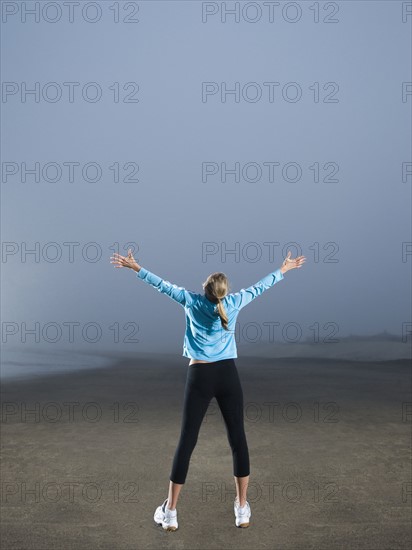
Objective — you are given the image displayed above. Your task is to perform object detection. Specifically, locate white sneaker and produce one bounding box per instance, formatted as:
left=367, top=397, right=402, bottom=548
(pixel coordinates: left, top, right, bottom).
left=154, top=498, right=178, bottom=531
left=234, top=498, right=251, bottom=528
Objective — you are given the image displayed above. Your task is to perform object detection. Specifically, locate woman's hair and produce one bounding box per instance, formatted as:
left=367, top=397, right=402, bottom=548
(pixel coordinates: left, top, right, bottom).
left=202, top=272, right=230, bottom=331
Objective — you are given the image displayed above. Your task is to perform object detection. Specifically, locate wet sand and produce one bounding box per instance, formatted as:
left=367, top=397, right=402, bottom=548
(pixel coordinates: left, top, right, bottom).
left=1, top=354, right=411, bottom=549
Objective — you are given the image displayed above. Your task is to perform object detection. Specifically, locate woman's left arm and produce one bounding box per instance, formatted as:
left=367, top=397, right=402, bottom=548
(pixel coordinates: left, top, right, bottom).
left=111, top=250, right=194, bottom=307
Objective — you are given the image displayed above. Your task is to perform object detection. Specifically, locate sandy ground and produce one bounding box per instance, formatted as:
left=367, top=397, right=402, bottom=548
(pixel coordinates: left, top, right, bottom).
left=1, top=353, right=411, bottom=549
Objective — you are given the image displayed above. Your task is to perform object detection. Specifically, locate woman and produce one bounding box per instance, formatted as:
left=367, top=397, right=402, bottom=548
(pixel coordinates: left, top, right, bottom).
left=110, top=249, right=306, bottom=530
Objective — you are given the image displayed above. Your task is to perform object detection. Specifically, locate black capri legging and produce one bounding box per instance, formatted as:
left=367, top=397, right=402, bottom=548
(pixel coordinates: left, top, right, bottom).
left=170, top=358, right=250, bottom=484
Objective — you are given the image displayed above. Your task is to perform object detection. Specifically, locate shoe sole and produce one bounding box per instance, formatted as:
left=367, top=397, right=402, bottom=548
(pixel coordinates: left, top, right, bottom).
left=155, top=522, right=178, bottom=531
left=155, top=521, right=178, bottom=531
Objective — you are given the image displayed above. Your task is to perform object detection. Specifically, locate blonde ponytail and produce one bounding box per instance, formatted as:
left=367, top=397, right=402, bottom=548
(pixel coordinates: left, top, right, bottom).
left=216, top=298, right=229, bottom=331
left=202, top=272, right=230, bottom=332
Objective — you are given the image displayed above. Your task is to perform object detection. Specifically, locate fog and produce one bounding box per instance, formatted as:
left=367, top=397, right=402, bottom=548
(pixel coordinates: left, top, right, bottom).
left=2, top=1, right=411, bottom=368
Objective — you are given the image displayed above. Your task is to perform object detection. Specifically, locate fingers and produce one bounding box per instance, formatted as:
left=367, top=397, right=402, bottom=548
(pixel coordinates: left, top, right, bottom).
left=112, top=251, right=134, bottom=262
left=286, top=255, right=306, bottom=269
left=293, top=257, right=306, bottom=269
left=285, top=251, right=307, bottom=262
left=110, top=253, right=128, bottom=268
left=111, top=253, right=126, bottom=263
left=286, top=257, right=306, bottom=265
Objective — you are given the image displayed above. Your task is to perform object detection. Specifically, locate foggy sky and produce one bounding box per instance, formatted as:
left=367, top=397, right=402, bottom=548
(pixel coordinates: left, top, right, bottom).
left=2, top=1, right=411, bottom=359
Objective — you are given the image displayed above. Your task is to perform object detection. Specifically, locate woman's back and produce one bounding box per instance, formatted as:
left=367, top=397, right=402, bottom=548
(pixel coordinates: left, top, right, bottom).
left=135, top=266, right=285, bottom=362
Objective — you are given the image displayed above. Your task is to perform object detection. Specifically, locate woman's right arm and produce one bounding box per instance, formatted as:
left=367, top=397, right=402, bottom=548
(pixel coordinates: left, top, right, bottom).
left=225, top=269, right=285, bottom=311
left=225, top=251, right=306, bottom=311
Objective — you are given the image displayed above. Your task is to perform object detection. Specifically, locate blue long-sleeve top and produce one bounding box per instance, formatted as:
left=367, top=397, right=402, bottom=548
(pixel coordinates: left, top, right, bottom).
left=136, top=267, right=285, bottom=362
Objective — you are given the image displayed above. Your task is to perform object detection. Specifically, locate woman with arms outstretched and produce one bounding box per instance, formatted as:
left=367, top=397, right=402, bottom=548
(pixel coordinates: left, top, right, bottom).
left=110, top=249, right=306, bottom=530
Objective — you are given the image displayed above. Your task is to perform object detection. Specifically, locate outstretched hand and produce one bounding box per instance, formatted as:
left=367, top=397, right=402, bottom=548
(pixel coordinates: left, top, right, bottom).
left=281, top=251, right=306, bottom=273
left=110, top=249, right=140, bottom=272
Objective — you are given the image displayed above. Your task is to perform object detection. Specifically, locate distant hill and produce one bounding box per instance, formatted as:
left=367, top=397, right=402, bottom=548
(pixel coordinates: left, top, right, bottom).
left=237, top=331, right=412, bottom=362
